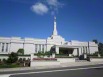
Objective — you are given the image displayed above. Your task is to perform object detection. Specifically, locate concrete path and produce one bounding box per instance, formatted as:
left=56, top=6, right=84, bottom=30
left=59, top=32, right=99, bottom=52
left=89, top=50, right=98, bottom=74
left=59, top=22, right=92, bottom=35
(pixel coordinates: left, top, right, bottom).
left=61, top=61, right=103, bottom=67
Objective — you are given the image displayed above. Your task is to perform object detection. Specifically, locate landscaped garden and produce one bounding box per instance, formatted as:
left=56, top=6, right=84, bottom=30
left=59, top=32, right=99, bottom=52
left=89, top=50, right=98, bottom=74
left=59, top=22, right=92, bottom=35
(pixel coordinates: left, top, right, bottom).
left=0, top=49, right=30, bottom=68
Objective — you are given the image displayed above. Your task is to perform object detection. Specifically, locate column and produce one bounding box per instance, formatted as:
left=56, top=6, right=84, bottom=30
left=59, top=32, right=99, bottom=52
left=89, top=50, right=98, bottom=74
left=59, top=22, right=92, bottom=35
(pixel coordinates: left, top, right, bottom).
left=41, top=45, right=42, bottom=51
left=77, top=48, right=79, bottom=57
left=8, top=43, right=10, bottom=53
left=55, top=46, right=59, bottom=54
left=81, top=47, right=83, bottom=54
left=4, top=43, right=6, bottom=52
left=85, top=47, right=87, bottom=54
left=9, top=43, right=11, bottom=54
left=86, top=46, right=88, bottom=54
left=83, top=46, right=85, bottom=54
left=46, top=44, right=47, bottom=52
left=37, top=44, right=39, bottom=53
left=44, top=44, right=46, bottom=52
left=88, top=46, right=90, bottom=54
left=78, top=48, right=81, bottom=56
left=34, top=44, right=35, bottom=53
left=0, top=43, right=2, bottom=52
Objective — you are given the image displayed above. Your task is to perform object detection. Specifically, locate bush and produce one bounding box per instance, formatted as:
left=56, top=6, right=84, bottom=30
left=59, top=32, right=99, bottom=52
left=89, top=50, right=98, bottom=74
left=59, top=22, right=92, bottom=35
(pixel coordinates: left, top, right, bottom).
left=2, top=58, right=7, bottom=63
left=45, top=51, right=51, bottom=56
left=17, top=49, right=24, bottom=55
left=36, top=51, right=45, bottom=57
left=23, top=58, right=26, bottom=61
left=18, top=58, right=23, bottom=63
left=93, top=52, right=98, bottom=56
left=0, top=59, right=1, bottom=63
left=35, top=51, right=52, bottom=57
left=7, top=52, right=18, bottom=64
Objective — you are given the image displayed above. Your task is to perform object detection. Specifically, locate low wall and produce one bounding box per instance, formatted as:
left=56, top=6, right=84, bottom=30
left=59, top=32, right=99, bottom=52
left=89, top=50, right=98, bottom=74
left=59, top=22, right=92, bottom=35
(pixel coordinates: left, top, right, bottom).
left=91, top=58, right=103, bottom=62
left=57, top=58, right=76, bottom=63
left=0, top=56, right=8, bottom=60
left=30, top=61, right=60, bottom=67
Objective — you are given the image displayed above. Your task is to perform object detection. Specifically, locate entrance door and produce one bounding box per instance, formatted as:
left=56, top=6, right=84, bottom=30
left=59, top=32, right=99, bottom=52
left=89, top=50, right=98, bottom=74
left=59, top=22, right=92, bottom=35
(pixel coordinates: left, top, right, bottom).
left=59, top=47, right=73, bottom=55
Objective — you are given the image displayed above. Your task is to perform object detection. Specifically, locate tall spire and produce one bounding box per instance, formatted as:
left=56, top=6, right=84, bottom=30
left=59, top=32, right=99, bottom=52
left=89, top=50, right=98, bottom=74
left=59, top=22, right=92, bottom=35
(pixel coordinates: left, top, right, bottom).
left=53, top=16, right=58, bottom=35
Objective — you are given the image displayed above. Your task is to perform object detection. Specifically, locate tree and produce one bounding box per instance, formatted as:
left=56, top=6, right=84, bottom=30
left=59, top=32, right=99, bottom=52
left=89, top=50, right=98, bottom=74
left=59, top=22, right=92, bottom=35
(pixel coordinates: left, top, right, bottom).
left=7, top=52, right=18, bottom=64
left=92, top=39, right=98, bottom=44
left=98, top=42, right=103, bottom=56
left=17, top=49, right=24, bottom=55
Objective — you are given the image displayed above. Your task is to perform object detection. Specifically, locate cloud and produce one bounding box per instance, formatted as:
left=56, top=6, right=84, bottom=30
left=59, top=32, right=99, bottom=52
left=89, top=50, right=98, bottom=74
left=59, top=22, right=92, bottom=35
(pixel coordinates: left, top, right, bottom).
left=46, top=0, right=64, bottom=15
left=46, top=0, right=61, bottom=7
left=31, top=0, right=64, bottom=15
left=31, top=3, right=48, bottom=15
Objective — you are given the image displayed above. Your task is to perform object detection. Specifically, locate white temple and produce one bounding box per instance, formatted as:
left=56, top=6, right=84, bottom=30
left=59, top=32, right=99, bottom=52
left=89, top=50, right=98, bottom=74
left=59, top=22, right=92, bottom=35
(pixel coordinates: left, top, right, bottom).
left=0, top=17, right=98, bottom=56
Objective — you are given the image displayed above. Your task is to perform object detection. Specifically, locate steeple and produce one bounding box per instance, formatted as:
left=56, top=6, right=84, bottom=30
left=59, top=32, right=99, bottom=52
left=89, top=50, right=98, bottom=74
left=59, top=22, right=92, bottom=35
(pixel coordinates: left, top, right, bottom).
left=52, top=16, right=58, bottom=35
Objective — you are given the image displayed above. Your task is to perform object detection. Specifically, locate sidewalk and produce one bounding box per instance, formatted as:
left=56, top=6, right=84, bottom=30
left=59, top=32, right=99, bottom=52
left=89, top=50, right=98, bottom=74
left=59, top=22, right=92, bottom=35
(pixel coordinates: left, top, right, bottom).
left=0, top=61, right=103, bottom=72
left=60, top=61, right=103, bottom=67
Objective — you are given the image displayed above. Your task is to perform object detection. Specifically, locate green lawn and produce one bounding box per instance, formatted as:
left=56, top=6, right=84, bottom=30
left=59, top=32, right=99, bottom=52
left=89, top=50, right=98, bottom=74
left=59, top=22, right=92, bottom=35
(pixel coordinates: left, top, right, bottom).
left=0, top=64, right=21, bottom=68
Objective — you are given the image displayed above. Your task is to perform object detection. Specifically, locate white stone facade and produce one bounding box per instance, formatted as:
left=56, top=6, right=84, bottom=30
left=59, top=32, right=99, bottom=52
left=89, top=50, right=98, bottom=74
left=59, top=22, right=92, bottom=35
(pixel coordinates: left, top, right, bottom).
left=0, top=17, right=98, bottom=56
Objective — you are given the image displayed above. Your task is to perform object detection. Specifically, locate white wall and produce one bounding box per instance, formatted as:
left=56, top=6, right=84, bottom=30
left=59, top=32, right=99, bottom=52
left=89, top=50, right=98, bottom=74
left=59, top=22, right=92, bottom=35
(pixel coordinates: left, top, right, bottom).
left=46, top=44, right=54, bottom=51
left=89, top=46, right=98, bottom=54
left=10, top=43, right=23, bottom=53
left=73, top=49, right=77, bottom=56
left=0, top=37, right=99, bottom=55
left=24, top=44, right=35, bottom=54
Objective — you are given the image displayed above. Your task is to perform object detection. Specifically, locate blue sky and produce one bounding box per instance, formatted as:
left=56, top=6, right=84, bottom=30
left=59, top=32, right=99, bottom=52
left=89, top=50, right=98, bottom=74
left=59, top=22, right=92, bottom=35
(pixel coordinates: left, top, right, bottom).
left=0, top=0, right=103, bottom=42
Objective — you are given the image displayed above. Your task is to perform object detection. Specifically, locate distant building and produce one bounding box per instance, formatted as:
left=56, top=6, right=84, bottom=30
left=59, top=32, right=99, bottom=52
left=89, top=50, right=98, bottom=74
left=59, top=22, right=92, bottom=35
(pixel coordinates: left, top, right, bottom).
left=0, top=17, right=98, bottom=56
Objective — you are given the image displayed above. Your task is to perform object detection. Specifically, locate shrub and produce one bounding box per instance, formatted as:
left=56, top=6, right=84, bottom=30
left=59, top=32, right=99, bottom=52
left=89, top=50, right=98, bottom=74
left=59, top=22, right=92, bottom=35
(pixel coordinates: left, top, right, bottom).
left=18, top=58, right=23, bottom=63
left=2, top=58, right=7, bottom=63
left=45, top=51, right=51, bottom=56
left=35, top=51, right=52, bottom=57
left=36, top=51, right=45, bottom=57
left=7, top=52, right=18, bottom=64
left=93, top=51, right=98, bottom=56
left=17, top=49, right=24, bottom=55
left=0, top=59, right=1, bottom=63
left=23, top=58, right=26, bottom=62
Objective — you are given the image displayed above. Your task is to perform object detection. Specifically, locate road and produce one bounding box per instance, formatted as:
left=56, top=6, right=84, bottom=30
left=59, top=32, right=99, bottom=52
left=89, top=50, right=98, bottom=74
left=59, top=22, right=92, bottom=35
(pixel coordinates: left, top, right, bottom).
left=9, top=67, right=103, bottom=77
left=3, top=64, right=103, bottom=77
left=0, top=64, right=103, bottom=77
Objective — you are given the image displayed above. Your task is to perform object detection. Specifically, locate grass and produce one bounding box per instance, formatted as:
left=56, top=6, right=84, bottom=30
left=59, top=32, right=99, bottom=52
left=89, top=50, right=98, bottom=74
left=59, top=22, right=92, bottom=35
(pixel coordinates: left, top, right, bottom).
left=0, top=63, right=21, bottom=68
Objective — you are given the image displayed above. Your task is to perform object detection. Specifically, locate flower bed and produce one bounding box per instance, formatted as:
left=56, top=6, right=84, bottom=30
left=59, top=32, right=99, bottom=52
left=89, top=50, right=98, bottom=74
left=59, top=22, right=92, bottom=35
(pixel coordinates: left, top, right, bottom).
left=32, top=58, right=57, bottom=61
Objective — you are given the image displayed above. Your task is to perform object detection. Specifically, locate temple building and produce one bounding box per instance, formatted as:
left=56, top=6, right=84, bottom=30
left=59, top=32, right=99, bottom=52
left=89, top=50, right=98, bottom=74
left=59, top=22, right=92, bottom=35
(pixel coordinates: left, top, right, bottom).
left=0, top=17, right=98, bottom=56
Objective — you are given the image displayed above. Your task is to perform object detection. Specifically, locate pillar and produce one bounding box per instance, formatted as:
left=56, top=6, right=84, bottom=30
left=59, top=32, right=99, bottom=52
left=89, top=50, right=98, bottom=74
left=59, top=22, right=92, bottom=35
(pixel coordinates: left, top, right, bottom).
left=43, top=45, right=45, bottom=53
left=40, top=44, right=43, bottom=51
left=4, top=43, right=6, bottom=52
left=81, top=47, right=83, bottom=54
left=83, top=46, right=85, bottom=54
left=37, top=44, right=39, bottom=53
left=78, top=48, right=82, bottom=56
left=0, top=43, right=2, bottom=52
left=77, top=48, right=79, bottom=57
left=56, top=47, right=59, bottom=54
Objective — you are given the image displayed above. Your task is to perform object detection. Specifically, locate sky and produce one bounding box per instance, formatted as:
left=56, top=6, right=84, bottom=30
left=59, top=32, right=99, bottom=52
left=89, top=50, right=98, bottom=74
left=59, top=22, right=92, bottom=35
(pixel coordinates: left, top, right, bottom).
left=0, top=0, right=103, bottom=42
